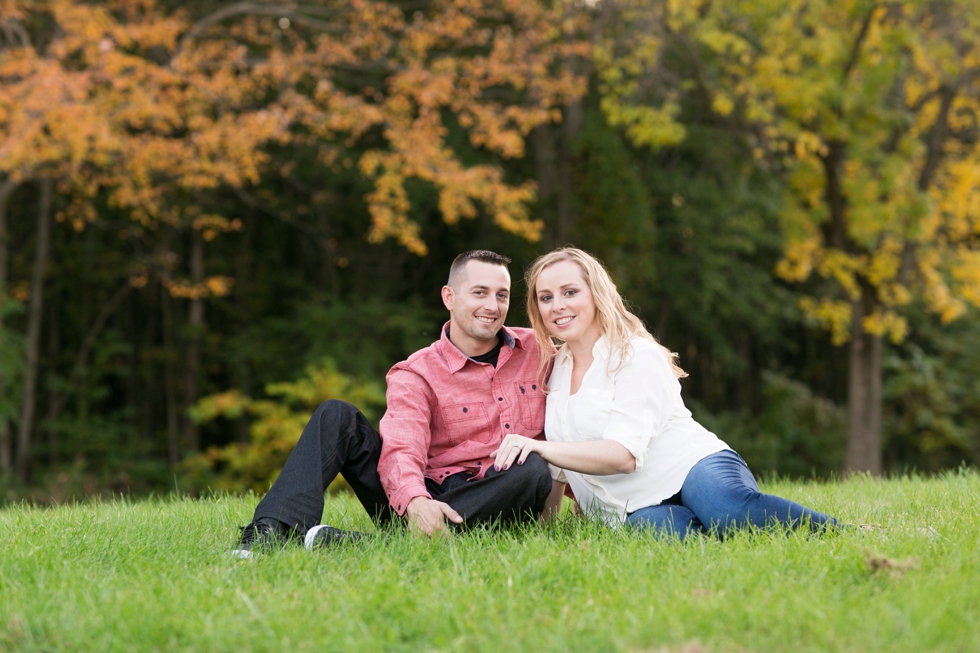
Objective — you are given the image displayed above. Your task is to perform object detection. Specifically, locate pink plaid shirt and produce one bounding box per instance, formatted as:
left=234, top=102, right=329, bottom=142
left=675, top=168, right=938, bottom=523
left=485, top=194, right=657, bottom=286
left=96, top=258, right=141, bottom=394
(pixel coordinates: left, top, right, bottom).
left=378, top=323, right=547, bottom=515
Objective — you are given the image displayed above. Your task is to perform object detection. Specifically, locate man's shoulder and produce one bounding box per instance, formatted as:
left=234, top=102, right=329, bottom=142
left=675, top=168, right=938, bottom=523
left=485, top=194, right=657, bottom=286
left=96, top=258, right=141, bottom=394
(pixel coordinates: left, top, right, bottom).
left=388, top=337, right=447, bottom=377
left=505, top=326, right=538, bottom=349
left=505, top=327, right=544, bottom=364
left=506, top=326, right=535, bottom=339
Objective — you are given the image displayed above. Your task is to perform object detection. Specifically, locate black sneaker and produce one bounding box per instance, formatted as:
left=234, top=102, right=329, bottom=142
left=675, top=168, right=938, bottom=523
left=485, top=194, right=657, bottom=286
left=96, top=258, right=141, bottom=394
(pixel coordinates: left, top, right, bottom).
left=303, top=524, right=365, bottom=550
left=231, top=518, right=293, bottom=559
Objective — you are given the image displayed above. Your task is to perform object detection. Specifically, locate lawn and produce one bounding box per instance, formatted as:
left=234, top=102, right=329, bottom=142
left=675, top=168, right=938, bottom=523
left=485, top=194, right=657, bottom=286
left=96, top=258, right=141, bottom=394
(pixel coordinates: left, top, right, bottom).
left=1, top=470, right=978, bottom=652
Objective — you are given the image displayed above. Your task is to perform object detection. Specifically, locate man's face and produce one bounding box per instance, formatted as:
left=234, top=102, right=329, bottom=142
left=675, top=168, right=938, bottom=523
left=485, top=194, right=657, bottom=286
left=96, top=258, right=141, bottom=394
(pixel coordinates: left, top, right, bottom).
left=442, top=261, right=511, bottom=350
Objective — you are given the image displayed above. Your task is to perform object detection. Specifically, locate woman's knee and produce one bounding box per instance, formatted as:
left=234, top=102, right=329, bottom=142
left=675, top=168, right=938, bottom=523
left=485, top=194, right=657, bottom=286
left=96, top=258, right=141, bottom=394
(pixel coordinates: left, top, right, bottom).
left=627, top=505, right=702, bottom=540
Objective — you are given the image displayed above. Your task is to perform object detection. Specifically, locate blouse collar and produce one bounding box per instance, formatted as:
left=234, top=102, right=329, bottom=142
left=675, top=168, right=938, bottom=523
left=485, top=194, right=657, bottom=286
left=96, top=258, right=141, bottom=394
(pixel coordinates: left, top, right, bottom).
left=556, top=334, right=610, bottom=367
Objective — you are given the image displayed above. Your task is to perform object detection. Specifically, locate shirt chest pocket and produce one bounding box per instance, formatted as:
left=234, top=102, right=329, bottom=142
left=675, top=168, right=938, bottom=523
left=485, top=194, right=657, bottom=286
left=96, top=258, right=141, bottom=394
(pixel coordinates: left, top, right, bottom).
left=514, top=381, right=546, bottom=433
left=571, top=389, right=613, bottom=440
left=441, top=402, right=492, bottom=445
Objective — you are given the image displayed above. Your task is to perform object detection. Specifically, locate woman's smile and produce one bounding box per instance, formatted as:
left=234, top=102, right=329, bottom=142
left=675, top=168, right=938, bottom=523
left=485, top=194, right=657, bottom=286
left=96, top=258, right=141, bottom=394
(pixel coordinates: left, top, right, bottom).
left=535, top=260, right=601, bottom=346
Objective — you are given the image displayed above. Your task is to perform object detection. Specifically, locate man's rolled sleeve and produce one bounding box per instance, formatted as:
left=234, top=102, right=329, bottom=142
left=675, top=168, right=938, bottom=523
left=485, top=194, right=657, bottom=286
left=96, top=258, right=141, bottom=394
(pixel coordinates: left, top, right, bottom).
left=378, top=367, right=435, bottom=516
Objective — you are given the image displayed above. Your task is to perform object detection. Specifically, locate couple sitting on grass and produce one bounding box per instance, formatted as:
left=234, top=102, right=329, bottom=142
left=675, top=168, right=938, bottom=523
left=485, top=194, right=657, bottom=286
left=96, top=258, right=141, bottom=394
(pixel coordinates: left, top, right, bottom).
left=234, top=248, right=836, bottom=557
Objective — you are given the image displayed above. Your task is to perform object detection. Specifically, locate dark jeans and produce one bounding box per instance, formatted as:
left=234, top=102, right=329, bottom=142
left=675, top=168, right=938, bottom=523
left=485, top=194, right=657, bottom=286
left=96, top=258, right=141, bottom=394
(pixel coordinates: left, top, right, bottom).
left=626, top=449, right=837, bottom=539
left=253, top=400, right=552, bottom=536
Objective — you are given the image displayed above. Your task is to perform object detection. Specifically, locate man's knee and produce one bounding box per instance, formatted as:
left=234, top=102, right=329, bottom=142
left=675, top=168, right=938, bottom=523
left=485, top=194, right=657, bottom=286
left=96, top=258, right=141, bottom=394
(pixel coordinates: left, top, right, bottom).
left=315, top=399, right=360, bottom=425
left=510, top=452, right=552, bottom=495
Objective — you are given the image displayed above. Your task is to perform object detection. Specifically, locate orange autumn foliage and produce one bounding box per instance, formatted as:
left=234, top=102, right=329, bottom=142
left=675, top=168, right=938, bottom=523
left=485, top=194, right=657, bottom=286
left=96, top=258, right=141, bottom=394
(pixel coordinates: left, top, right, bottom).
left=1, top=0, right=589, bottom=260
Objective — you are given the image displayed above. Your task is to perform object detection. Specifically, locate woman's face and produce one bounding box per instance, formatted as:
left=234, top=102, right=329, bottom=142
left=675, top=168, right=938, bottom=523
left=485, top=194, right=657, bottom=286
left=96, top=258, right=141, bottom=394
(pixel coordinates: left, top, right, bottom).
left=535, top=260, right=601, bottom=345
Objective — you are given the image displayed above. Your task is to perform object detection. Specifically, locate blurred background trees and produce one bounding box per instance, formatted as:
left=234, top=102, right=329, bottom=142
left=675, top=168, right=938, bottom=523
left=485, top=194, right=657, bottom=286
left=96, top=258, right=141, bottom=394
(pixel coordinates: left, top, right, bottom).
left=1, top=0, right=977, bottom=502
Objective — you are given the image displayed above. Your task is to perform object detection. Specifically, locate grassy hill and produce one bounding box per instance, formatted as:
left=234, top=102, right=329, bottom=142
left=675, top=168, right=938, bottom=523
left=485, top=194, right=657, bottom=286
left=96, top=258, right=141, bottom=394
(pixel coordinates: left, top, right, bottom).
left=2, top=471, right=978, bottom=652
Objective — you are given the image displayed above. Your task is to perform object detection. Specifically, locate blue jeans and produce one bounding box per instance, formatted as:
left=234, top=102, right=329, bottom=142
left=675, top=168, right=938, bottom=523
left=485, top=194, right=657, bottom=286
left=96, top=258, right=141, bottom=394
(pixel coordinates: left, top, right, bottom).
left=626, top=449, right=836, bottom=539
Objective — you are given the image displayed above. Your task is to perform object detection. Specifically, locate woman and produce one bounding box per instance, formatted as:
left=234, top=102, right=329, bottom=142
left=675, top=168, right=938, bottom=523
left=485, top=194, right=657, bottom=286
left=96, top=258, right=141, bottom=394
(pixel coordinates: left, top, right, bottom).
left=491, top=247, right=837, bottom=539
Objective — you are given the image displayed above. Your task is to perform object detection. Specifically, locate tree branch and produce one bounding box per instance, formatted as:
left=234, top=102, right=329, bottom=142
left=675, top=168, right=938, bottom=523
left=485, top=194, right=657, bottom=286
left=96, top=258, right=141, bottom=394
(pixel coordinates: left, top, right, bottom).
left=233, top=187, right=319, bottom=237
left=917, top=83, right=956, bottom=191
left=43, top=279, right=132, bottom=429
left=0, top=18, right=31, bottom=49
left=174, top=2, right=345, bottom=58
left=842, top=4, right=878, bottom=81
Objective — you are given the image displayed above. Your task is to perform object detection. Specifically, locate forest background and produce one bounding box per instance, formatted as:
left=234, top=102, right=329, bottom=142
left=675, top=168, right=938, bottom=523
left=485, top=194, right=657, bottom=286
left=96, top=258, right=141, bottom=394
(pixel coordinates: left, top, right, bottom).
left=1, top=0, right=979, bottom=504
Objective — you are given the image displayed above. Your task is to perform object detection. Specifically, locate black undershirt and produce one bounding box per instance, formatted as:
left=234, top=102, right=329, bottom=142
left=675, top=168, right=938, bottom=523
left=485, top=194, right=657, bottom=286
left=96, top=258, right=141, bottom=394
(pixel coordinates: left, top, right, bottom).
left=447, top=327, right=504, bottom=367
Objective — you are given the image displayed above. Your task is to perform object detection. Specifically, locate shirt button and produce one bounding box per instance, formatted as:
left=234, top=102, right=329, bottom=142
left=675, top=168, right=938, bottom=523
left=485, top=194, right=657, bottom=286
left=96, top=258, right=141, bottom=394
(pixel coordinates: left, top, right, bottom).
left=462, top=407, right=468, bottom=413
left=498, top=397, right=503, bottom=401
left=505, top=424, right=510, bottom=429
left=532, top=384, right=537, bottom=390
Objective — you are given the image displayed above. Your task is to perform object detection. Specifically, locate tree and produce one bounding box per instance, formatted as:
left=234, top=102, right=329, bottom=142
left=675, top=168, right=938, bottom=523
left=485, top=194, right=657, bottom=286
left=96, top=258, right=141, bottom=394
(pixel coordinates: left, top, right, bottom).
left=1, top=0, right=591, bottom=486
left=599, top=0, right=980, bottom=474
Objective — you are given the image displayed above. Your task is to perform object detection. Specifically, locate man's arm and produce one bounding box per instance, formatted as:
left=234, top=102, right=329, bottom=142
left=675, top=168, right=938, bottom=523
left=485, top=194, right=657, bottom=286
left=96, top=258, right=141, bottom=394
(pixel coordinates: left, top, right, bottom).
left=378, top=366, right=462, bottom=535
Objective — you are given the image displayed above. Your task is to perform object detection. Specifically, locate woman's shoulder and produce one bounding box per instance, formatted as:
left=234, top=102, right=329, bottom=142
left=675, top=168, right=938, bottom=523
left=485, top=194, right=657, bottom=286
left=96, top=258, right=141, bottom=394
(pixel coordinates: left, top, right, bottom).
left=619, top=336, right=676, bottom=373
left=626, top=335, right=664, bottom=358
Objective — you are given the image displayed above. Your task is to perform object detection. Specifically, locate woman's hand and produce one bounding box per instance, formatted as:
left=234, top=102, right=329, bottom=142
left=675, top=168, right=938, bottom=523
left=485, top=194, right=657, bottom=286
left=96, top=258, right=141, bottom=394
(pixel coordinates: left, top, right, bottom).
left=490, top=433, right=548, bottom=471
left=492, top=434, right=637, bottom=476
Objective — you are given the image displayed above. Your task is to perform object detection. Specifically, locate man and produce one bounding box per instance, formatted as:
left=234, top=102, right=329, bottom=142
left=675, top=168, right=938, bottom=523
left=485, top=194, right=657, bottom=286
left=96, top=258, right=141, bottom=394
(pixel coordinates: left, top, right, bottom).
left=234, top=250, right=555, bottom=556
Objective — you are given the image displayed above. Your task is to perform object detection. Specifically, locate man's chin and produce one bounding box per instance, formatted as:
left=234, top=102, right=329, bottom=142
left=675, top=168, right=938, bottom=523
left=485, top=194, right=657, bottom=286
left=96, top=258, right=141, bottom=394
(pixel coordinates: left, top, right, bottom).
left=469, top=324, right=501, bottom=340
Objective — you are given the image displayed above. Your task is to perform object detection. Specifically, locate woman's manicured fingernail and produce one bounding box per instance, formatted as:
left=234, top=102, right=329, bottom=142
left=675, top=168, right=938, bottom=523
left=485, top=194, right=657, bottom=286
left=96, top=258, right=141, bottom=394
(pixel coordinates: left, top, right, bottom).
left=518, top=460, right=523, bottom=465
left=503, top=464, right=509, bottom=470
left=495, top=465, right=500, bottom=471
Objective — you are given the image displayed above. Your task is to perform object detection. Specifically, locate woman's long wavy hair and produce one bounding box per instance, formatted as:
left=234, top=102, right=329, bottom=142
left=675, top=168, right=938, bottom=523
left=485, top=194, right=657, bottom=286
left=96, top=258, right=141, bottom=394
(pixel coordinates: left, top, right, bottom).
left=525, top=247, right=687, bottom=389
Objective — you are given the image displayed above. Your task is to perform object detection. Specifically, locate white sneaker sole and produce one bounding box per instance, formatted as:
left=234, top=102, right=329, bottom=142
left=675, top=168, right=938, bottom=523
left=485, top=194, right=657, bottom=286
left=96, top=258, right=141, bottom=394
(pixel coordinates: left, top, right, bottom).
left=304, top=524, right=332, bottom=549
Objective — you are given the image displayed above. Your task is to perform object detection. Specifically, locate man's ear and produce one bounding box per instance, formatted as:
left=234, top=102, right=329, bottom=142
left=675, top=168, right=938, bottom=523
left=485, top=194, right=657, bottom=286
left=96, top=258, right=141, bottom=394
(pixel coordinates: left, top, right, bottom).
left=441, top=285, right=454, bottom=311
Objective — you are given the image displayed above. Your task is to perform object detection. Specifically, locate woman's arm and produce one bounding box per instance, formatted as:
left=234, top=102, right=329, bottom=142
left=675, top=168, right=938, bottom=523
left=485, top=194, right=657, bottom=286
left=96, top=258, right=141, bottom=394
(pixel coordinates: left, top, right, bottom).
left=541, top=480, right=568, bottom=521
left=491, top=434, right=636, bottom=476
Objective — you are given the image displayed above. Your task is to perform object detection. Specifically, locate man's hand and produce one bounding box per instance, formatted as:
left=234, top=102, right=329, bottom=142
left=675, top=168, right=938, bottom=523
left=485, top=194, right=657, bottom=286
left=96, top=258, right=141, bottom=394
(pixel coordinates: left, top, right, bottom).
left=405, top=496, right=463, bottom=536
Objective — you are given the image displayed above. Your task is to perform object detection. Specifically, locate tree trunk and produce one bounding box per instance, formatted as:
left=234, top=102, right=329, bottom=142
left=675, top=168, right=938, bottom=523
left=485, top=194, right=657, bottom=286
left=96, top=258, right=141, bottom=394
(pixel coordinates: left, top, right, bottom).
left=844, top=292, right=883, bottom=475
left=556, top=98, right=583, bottom=245
left=162, top=282, right=180, bottom=469
left=183, top=231, right=204, bottom=452
left=44, top=287, right=59, bottom=464
left=16, top=176, right=53, bottom=483
left=234, top=212, right=253, bottom=444
left=0, top=177, right=17, bottom=474
left=532, top=123, right=558, bottom=247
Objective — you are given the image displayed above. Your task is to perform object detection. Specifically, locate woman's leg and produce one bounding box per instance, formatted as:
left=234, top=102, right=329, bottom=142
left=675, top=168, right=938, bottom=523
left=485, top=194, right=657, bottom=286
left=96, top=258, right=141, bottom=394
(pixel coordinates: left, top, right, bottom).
left=626, top=500, right=707, bottom=540
left=680, top=450, right=837, bottom=537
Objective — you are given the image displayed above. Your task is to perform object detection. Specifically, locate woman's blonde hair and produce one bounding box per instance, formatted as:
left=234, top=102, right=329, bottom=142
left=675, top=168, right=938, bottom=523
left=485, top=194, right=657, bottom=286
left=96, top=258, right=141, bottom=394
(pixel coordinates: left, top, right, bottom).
left=525, top=247, right=687, bottom=387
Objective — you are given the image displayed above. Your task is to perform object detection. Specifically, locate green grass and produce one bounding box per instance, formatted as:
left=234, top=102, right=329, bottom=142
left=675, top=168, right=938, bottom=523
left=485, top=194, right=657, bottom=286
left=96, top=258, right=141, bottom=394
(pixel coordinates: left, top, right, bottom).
left=1, top=471, right=978, bottom=653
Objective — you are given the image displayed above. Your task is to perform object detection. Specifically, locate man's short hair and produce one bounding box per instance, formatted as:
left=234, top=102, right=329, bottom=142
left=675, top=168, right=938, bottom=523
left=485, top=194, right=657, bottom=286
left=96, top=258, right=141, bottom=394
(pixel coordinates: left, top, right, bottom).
left=447, top=250, right=512, bottom=289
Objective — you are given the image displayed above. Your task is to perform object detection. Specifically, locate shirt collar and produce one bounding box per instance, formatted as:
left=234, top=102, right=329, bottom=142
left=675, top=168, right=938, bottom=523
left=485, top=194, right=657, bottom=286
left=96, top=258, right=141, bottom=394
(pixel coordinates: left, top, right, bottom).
left=438, top=322, right=517, bottom=373
left=556, top=335, right=609, bottom=366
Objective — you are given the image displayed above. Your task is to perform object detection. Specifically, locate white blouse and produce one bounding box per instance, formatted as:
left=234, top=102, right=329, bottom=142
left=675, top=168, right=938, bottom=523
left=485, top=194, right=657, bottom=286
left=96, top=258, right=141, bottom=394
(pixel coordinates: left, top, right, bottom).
left=546, top=335, right=729, bottom=525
